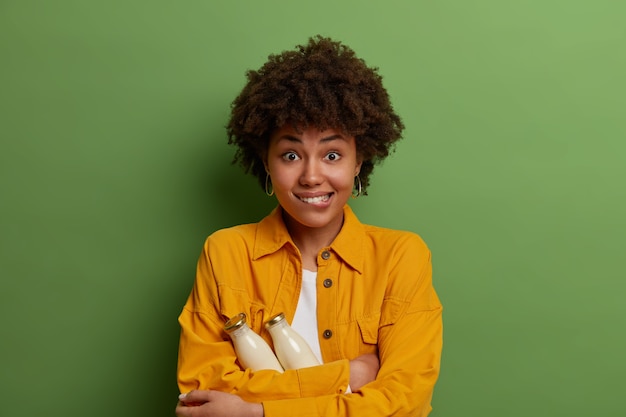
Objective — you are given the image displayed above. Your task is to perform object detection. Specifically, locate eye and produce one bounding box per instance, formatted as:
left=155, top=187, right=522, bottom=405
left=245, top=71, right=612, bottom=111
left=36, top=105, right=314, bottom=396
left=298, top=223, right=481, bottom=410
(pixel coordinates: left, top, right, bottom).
left=282, top=151, right=300, bottom=161
left=325, top=151, right=341, bottom=161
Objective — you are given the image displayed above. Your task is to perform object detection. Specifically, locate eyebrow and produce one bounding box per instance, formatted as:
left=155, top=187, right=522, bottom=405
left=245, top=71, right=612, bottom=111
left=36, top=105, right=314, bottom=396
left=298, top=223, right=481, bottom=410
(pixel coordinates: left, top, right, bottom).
left=277, top=134, right=345, bottom=144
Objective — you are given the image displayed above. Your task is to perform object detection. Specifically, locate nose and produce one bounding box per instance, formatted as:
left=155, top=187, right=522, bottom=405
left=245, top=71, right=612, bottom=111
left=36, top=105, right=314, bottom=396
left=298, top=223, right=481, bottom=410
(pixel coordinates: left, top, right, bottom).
left=299, top=159, right=323, bottom=186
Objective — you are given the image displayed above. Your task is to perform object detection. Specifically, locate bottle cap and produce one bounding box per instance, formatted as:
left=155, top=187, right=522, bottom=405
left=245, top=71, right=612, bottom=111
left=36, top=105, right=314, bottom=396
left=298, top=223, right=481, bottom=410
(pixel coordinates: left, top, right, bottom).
left=224, top=312, right=247, bottom=332
left=265, top=312, right=286, bottom=329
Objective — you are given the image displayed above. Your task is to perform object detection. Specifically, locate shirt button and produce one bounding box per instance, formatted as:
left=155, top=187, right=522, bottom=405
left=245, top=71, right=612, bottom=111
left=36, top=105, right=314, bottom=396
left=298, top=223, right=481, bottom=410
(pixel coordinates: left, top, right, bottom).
left=323, top=278, right=333, bottom=288
left=321, top=250, right=331, bottom=260
left=323, top=329, right=333, bottom=339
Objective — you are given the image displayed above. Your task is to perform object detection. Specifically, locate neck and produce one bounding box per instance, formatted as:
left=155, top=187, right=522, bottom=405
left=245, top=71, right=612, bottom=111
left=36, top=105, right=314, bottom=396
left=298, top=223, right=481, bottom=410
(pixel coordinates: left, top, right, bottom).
left=282, top=211, right=344, bottom=271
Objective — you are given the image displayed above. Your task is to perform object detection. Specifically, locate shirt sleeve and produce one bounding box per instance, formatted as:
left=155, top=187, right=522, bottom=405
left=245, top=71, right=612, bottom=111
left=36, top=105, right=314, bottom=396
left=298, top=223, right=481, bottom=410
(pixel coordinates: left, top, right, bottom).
left=177, top=236, right=352, bottom=401
left=262, top=234, right=443, bottom=417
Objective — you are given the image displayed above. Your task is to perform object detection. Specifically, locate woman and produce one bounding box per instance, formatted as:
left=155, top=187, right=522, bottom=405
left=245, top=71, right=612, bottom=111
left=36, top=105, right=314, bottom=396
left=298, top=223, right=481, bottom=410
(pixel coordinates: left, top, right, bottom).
left=176, top=36, right=443, bottom=417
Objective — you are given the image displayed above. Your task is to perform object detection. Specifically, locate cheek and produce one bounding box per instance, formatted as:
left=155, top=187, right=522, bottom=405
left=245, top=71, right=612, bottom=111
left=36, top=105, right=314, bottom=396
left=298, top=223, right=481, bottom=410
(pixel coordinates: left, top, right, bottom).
left=268, top=168, right=294, bottom=190
left=330, top=170, right=357, bottom=190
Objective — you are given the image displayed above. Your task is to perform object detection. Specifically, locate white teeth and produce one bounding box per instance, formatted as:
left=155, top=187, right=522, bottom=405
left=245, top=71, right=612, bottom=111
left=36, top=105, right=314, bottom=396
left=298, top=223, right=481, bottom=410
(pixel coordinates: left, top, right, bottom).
left=300, top=194, right=330, bottom=204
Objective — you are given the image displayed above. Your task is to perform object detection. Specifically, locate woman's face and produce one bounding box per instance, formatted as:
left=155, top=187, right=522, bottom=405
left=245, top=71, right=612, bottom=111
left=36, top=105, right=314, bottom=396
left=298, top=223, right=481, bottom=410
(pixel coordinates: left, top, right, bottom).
left=265, top=125, right=362, bottom=242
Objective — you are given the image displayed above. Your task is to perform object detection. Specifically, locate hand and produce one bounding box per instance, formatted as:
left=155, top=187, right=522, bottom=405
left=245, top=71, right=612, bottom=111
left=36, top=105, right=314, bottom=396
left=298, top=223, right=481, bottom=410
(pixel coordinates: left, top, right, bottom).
left=175, top=390, right=263, bottom=417
left=349, top=353, right=380, bottom=392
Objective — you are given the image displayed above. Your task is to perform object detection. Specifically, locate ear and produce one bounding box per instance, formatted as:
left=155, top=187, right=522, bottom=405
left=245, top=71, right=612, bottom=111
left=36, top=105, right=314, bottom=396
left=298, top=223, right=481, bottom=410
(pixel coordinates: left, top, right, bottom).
left=354, top=158, right=363, bottom=176
left=262, top=154, right=269, bottom=174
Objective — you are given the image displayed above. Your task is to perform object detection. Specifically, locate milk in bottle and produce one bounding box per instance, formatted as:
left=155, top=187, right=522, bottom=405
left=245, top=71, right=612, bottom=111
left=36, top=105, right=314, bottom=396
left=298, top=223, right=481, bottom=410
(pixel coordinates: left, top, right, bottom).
left=224, top=312, right=284, bottom=373
left=265, top=312, right=321, bottom=369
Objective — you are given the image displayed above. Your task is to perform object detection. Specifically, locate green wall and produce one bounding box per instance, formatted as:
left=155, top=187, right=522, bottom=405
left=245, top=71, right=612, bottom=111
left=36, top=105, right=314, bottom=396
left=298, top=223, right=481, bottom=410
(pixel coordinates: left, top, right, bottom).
left=1, top=1, right=624, bottom=416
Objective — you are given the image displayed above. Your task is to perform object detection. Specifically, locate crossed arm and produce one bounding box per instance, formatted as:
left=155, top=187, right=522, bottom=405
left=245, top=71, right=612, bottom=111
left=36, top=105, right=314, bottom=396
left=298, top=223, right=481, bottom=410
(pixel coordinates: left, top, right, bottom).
left=175, top=353, right=380, bottom=417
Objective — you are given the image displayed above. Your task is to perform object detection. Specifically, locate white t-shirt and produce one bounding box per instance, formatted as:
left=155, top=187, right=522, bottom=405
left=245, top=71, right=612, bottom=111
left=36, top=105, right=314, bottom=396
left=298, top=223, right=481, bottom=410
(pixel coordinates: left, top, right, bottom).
left=291, top=269, right=323, bottom=364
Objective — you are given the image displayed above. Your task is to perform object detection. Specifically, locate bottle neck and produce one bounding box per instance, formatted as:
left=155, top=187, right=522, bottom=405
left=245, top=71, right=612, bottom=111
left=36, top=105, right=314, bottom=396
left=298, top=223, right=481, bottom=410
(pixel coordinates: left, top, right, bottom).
left=268, top=319, right=287, bottom=331
left=229, top=323, right=251, bottom=338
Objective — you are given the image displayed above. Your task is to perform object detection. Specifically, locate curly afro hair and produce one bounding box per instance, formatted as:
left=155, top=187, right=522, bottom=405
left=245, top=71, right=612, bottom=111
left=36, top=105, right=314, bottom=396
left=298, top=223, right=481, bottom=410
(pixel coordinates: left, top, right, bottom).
left=227, top=35, right=404, bottom=194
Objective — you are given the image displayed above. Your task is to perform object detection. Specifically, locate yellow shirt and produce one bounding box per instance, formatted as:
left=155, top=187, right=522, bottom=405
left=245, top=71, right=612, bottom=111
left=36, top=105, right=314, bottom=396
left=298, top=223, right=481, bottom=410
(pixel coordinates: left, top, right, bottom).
left=177, top=205, right=443, bottom=417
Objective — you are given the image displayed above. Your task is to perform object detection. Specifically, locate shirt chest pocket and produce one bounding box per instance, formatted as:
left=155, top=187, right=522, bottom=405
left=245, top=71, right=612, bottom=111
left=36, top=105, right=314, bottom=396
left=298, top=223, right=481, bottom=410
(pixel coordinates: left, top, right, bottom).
left=355, top=299, right=403, bottom=352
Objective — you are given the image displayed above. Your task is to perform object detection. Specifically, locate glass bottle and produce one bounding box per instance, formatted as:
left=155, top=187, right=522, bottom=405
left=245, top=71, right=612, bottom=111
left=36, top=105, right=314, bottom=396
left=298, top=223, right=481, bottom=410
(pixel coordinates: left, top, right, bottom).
left=265, top=312, right=321, bottom=370
left=224, top=312, right=284, bottom=373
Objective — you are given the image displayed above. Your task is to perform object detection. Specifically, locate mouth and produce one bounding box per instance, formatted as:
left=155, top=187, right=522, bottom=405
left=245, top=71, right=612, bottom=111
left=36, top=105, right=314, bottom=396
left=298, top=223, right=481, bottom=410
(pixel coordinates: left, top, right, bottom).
left=298, top=193, right=333, bottom=204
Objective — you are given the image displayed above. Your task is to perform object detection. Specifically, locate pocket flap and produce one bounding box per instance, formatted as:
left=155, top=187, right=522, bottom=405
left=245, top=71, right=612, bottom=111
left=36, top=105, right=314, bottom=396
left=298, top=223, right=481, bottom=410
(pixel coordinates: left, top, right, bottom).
left=357, top=314, right=380, bottom=344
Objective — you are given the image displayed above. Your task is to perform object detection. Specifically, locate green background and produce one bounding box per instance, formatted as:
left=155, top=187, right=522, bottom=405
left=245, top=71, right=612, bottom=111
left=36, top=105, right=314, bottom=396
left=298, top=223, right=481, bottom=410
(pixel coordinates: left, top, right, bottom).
left=1, top=1, right=624, bottom=416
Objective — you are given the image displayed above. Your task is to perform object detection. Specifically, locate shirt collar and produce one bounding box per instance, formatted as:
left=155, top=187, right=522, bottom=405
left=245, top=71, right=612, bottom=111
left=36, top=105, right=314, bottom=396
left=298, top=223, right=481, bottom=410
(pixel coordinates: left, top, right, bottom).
left=253, top=205, right=365, bottom=274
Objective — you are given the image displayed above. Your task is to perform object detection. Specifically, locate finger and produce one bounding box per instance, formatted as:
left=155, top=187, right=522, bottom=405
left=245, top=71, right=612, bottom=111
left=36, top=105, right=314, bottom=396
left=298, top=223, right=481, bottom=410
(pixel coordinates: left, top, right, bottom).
left=176, top=399, right=212, bottom=417
left=175, top=401, right=191, bottom=417
left=178, top=390, right=210, bottom=405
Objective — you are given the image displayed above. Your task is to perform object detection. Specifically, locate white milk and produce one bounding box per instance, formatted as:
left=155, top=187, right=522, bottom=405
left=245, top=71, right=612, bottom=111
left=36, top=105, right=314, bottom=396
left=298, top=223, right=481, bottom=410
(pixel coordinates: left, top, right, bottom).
left=224, top=313, right=284, bottom=373
left=265, top=312, right=321, bottom=369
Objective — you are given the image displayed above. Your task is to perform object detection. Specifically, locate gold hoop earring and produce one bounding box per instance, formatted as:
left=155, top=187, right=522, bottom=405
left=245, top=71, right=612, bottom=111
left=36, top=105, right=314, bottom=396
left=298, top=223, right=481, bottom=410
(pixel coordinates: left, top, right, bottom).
left=351, top=175, right=362, bottom=199
left=265, top=174, right=274, bottom=197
